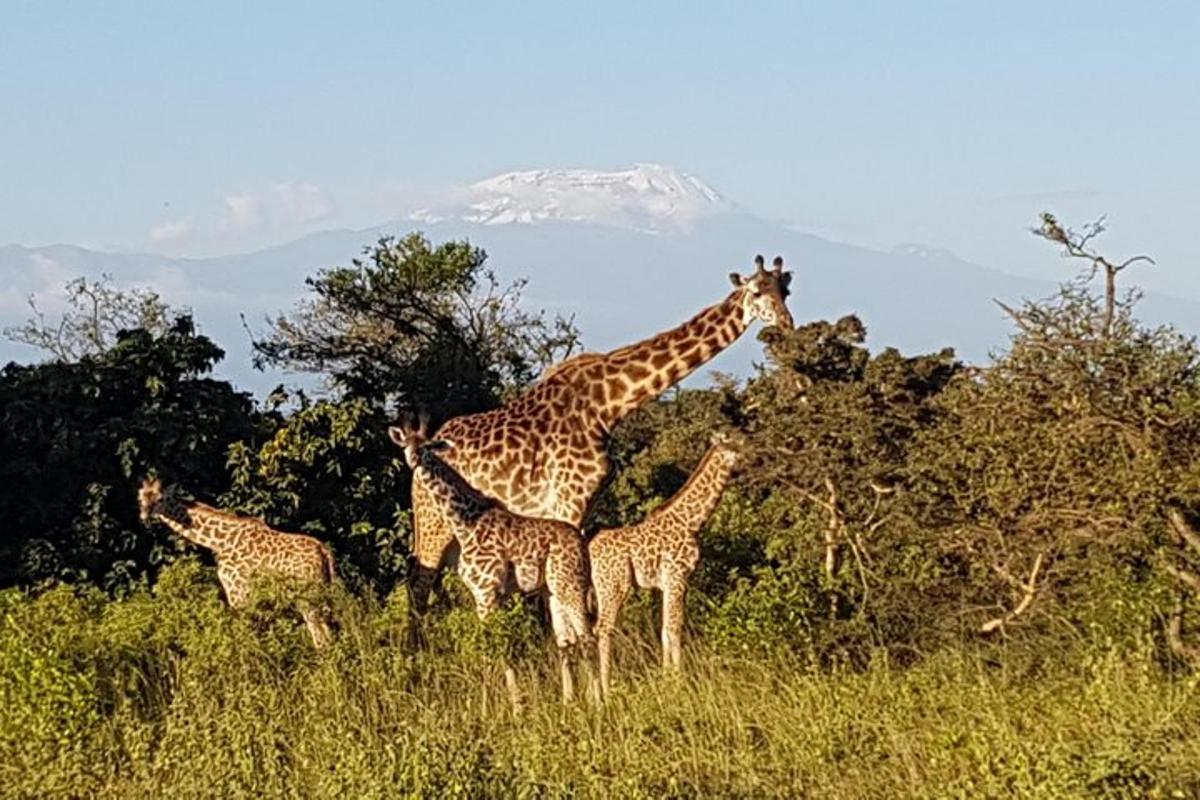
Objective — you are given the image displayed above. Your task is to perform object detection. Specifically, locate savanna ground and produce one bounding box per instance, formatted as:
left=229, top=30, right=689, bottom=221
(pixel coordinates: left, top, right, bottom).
left=5, top=222, right=1200, bottom=797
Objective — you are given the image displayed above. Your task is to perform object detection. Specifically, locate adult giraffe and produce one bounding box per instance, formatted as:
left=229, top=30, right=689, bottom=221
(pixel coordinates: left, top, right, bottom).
left=408, top=255, right=794, bottom=610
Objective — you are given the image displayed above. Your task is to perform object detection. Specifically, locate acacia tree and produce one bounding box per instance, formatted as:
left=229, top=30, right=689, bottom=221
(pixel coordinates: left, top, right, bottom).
left=741, top=317, right=960, bottom=623
left=904, top=216, right=1200, bottom=652
left=1031, top=213, right=1154, bottom=338
left=230, top=232, right=581, bottom=592
left=4, top=274, right=177, bottom=362
left=251, top=232, right=580, bottom=421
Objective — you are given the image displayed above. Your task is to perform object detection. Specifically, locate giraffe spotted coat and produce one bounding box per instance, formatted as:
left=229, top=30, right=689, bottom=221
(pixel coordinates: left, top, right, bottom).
left=588, top=435, right=742, bottom=696
left=409, top=257, right=793, bottom=611
left=389, top=422, right=593, bottom=703
left=137, top=477, right=338, bottom=648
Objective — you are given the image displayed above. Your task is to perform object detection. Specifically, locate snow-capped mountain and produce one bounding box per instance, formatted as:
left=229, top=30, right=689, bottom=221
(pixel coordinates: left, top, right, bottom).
left=5, top=164, right=1200, bottom=399
left=413, top=164, right=732, bottom=231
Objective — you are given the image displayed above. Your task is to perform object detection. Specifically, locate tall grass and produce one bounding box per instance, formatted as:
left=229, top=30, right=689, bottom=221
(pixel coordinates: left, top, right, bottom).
left=2, top=560, right=1198, bottom=799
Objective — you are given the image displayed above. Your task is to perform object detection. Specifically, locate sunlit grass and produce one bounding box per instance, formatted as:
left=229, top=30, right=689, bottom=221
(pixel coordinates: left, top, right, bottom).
left=2, top=562, right=1199, bottom=799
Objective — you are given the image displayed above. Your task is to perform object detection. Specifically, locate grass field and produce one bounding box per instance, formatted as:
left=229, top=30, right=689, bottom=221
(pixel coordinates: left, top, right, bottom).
left=2, top=562, right=1198, bottom=799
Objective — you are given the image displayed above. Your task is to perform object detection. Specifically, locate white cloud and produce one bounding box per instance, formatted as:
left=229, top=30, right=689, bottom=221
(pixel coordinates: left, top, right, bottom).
left=0, top=253, right=71, bottom=316
left=148, top=218, right=194, bottom=245
left=272, top=182, right=334, bottom=223
left=224, top=194, right=262, bottom=230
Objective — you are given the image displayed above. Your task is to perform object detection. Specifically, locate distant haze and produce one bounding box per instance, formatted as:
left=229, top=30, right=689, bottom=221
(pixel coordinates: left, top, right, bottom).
left=3, top=165, right=1194, bottom=397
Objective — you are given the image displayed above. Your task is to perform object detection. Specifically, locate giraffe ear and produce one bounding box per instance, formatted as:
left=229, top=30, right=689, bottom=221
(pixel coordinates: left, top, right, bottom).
left=387, top=426, right=407, bottom=447
left=728, top=272, right=745, bottom=288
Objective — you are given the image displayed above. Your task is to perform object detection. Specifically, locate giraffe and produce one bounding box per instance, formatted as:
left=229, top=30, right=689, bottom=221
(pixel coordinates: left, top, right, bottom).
left=588, top=432, right=743, bottom=697
left=137, top=477, right=338, bottom=648
left=409, top=255, right=793, bottom=611
left=388, top=419, right=593, bottom=705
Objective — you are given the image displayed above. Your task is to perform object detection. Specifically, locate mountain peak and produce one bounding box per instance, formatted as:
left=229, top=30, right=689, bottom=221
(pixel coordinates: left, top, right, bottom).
left=460, top=163, right=732, bottom=231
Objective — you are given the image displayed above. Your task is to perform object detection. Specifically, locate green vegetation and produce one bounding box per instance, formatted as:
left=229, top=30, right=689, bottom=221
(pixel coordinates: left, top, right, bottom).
left=3, top=219, right=1200, bottom=797
left=2, top=565, right=1197, bottom=799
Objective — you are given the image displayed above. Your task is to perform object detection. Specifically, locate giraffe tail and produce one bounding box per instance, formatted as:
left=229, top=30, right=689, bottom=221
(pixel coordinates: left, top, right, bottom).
left=319, top=544, right=339, bottom=584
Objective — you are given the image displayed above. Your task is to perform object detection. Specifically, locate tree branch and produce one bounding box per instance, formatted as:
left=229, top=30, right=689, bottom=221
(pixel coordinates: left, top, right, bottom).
left=1167, top=508, right=1200, bottom=556
left=980, top=552, right=1045, bottom=634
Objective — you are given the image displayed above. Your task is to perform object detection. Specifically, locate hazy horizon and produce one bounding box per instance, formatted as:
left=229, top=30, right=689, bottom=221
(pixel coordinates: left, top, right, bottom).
left=3, top=3, right=1198, bottom=298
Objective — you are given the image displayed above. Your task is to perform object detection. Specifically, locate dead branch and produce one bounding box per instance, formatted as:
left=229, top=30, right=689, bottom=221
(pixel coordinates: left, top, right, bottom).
left=822, top=477, right=841, bottom=584
left=1166, top=594, right=1200, bottom=666
left=981, top=552, right=1045, bottom=634
left=1167, top=508, right=1200, bottom=556
left=1163, top=561, right=1200, bottom=595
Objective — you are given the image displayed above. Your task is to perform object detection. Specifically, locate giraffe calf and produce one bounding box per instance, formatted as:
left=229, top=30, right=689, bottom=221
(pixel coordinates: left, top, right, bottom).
left=389, top=419, right=594, bottom=705
left=138, top=477, right=339, bottom=649
left=588, top=433, right=742, bottom=697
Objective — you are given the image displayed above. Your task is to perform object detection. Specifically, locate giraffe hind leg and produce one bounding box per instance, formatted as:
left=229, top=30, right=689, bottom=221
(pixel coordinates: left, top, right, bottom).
left=593, top=568, right=631, bottom=701
left=301, top=606, right=334, bottom=649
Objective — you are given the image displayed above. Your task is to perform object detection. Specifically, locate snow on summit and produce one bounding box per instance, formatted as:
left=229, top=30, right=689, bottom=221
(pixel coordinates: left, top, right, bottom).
left=461, top=164, right=731, bottom=231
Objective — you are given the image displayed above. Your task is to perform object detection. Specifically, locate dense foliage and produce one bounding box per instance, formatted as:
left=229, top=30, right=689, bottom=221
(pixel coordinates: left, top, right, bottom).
left=5, top=223, right=1200, bottom=795
left=250, top=232, right=580, bottom=418
left=0, top=318, right=265, bottom=590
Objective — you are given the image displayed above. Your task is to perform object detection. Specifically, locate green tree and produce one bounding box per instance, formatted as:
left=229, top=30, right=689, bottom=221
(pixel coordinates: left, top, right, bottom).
left=739, top=317, right=960, bottom=639
left=0, top=317, right=265, bottom=590
left=250, top=232, right=580, bottom=420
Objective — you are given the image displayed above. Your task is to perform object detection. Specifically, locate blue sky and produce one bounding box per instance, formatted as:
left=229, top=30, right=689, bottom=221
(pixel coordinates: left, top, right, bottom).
left=3, top=2, right=1199, bottom=293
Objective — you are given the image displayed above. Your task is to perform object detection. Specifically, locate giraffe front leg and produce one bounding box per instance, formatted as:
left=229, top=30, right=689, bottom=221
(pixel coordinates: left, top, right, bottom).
left=661, top=571, right=689, bottom=671
left=467, top=575, right=521, bottom=711
left=301, top=607, right=334, bottom=649
left=217, top=564, right=249, bottom=609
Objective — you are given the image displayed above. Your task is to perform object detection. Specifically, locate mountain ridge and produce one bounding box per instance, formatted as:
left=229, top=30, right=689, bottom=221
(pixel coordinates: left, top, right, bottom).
left=4, top=165, right=1198, bottom=397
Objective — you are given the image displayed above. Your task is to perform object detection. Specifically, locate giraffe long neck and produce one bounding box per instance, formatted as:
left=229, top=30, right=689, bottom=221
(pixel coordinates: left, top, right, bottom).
left=652, top=446, right=737, bottom=537
left=598, top=291, right=749, bottom=426
left=155, top=501, right=238, bottom=553
left=417, top=451, right=497, bottom=530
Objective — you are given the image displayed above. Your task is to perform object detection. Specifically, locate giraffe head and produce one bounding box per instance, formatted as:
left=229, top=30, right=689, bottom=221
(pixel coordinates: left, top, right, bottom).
left=137, top=476, right=166, bottom=523
left=729, top=254, right=794, bottom=330
left=388, top=414, right=452, bottom=470
left=709, top=429, right=747, bottom=470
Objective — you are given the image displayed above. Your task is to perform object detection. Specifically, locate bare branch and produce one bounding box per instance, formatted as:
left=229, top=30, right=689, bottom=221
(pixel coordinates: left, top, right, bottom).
left=1167, top=508, right=1200, bottom=556
left=1166, top=594, right=1200, bottom=666
left=980, top=552, right=1045, bottom=634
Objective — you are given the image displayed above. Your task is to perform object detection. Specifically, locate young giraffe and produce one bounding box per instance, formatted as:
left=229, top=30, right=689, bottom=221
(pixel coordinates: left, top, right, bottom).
left=588, top=432, right=743, bottom=697
left=137, top=477, right=338, bottom=648
left=388, top=419, right=593, bottom=704
left=410, top=256, right=793, bottom=611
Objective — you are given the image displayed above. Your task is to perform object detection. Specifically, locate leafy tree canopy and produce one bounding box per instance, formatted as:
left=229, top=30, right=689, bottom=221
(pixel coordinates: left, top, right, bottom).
left=250, top=232, right=580, bottom=420
left=0, top=317, right=265, bottom=591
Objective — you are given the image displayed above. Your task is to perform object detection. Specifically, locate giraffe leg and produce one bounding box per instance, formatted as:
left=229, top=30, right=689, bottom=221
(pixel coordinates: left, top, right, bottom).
left=468, top=577, right=522, bottom=712
left=409, top=480, right=458, bottom=614
left=593, top=569, right=631, bottom=701
left=548, top=595, right=578, bottom=704
left=661, top=572, right=689, bottom=672
left=301, top=606, right=334, bottom=649
left=217, top=565, right=249, bottom=609
left=408, top=564, right=439, bottom=615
